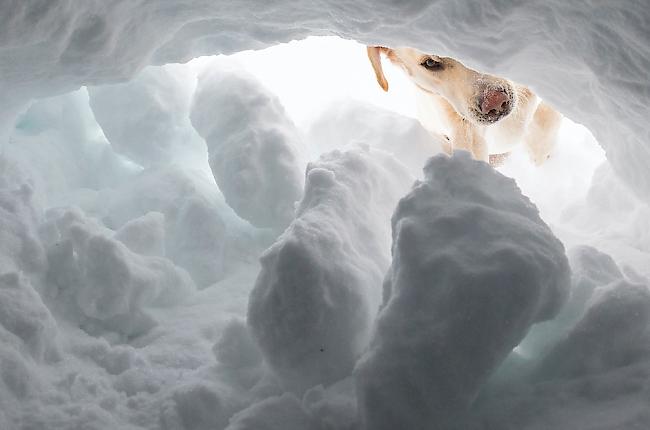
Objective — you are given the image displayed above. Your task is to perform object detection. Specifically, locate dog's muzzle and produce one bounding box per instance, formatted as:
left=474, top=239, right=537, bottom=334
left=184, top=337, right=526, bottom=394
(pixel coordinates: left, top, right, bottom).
left=472, top=84, right=514, bottom=124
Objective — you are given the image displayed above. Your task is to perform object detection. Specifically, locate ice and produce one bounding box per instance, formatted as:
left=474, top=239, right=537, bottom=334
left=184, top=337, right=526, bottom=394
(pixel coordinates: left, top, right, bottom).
left=190, top=64, right=305, bottom=230
left=355, top=152, right=570, bottom=429
left=248, top=147, right=413, bottom=393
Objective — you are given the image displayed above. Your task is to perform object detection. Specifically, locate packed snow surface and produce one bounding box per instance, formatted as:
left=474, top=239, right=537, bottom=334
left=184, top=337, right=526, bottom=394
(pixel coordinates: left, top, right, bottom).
left=356, top=152, right=570, bottom=429
left=1, top=1, right=650, bottom=429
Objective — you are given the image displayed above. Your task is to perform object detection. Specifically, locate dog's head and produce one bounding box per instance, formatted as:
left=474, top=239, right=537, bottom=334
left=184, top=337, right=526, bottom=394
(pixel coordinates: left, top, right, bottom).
left=367, top=46, right=515, bottom=125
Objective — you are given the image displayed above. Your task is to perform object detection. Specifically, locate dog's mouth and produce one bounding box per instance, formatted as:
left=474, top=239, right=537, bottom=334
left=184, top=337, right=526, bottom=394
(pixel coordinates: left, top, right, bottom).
left=470, top=84, right=515, bottom=124
left=472, top=108, right=511, bottom=124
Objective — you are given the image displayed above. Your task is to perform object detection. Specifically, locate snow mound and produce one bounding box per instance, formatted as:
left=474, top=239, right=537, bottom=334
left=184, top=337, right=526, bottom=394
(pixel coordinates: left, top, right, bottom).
left=472, top=257, right=650, bottom=429
left=191, top=66, right=305, bottom=230
left=104, top=165, right=260, bottom=288
left=248, top=147, right=413, bottom=393
left=355, top=152, right=571, bottom=429
left=43, top=207, right=195, bottom=337
left=6, top=89, right=138, bottom=208
left=225, top=393, right=312, bottom=430
left=0, top=272, right=58, bottom=362
left=160, top=382, right=233, bottom=430
left=88, top=66, right=207, bottom=168
left=537, top=280, right=650, bottom=380
left=0, top=185, right=46, bottom=275
left=114, top=211, right=166, bottom=257
left=214, top=318, right=262, bottom=369
left=517, top=245, right=627, bottom=358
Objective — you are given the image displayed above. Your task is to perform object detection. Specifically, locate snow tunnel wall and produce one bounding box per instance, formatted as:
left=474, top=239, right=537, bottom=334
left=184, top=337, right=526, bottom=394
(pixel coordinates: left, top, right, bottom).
left=1, top=1, right=649, bottom=201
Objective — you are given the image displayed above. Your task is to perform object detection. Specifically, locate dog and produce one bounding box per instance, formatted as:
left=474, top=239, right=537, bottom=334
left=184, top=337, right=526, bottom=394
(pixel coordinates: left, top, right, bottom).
left=367, top=46, right=562, bottom=166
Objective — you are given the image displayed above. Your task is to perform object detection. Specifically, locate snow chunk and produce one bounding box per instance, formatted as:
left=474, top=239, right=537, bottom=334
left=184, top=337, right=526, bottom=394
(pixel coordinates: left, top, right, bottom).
left=355, top=152, right=571, bottom=429
left=248, top=147, right=413, bottom=393
left=302, top=379, right=358, bottom=430
left=225, top=393, right=312, bottom=430
left=537, top=280, right=650, bottom=380
left=160, top=383, right=231, bottom=430
left=114, top=211, right=166, bottom=257
left=0, top=184, right=46, bottom=275
left=191, top=66, right=305, bottom=230
left=104, top=166, right=257, bottom=287
left=518, top=245, right=626, bottom=358
left=7, top=89, right=138, bottom=207
left=44, top=207, right=195, bottom=337
left=214, top=318, right=262, bottom=369
left=0, top=272, right=58, bottom=361
left=88, top=66, right=207, bottom=168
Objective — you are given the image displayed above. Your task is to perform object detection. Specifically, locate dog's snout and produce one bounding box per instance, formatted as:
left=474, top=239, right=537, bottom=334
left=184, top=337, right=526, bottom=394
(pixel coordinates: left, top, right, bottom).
left=479, top=89, right=510, bottom=116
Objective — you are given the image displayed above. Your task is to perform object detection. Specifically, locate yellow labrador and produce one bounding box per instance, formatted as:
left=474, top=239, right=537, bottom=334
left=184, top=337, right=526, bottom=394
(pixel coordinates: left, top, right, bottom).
left=367, top=46, right=562, bottom=165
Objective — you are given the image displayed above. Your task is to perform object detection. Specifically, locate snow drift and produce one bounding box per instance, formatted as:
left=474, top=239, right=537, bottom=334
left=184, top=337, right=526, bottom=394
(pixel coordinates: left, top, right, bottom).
left=356, top=152, right=571, bottom=429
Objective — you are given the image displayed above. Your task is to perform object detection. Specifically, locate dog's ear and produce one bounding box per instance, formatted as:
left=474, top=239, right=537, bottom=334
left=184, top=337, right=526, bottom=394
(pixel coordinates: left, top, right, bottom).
left=367, top=46, right=389, bottom=92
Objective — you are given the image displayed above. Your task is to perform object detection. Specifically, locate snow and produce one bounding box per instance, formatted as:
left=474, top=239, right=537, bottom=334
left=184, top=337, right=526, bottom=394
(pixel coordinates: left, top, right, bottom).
left=43, top=206, right=196, bottom=338
left=190, top=64, right=306, bottom=230
left=307, top=100, right=445, bottom=176
left=0, top=2, right=650, bottom=429
left=355, top=152, right=571, bottom=430
left=248, top=147, right=413, bottom=393
left=88, top=66, right=207, bottom=169
left=0, top=272, right=58, bottom=362
left=225, top=393, right=312, bottom=430
left=102, top=165, right=263, bottom=288
left=536, top=279, right=650, bottom=380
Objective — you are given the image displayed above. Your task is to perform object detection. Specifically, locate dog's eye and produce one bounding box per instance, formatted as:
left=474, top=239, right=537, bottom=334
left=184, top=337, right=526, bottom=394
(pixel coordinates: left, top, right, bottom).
left=421, top=58, right=443, bottom=71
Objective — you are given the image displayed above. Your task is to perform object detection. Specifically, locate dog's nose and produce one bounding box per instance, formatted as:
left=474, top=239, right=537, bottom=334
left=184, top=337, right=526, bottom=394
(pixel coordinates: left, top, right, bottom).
left=479, top=89, right=510, bottom=116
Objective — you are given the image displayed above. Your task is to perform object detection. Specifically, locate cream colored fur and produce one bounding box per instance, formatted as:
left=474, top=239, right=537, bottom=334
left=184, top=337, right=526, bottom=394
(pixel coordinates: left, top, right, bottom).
left=367, top=46, right=562, bottom=165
